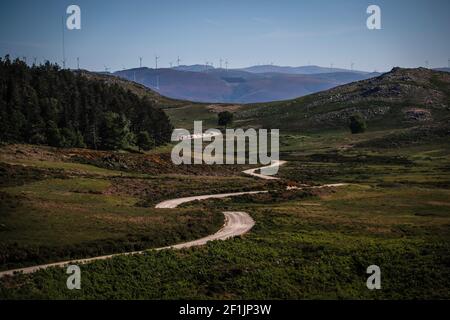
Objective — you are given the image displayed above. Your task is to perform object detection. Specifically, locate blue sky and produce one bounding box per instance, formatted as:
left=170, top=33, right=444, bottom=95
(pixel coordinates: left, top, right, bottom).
left=1, top=0, right=449, bottom=72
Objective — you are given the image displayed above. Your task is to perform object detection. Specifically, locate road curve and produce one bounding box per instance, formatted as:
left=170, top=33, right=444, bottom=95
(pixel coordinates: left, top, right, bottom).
left=0, top=211, right=257, bottom=278
left=159, top=212, right=255, bottom=250
left=243, top=160, right=287, bottom=180
left=0, top=161, right=284, bottom=278
left=155, top=191, right=267, bottom=209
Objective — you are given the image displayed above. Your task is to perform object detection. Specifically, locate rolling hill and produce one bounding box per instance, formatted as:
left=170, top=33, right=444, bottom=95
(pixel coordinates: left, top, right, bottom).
left=434, top=67, right=450, bottom=73
left=235, top=67, right=450, bottom=132
left=0, top=59, right=173, bottom=150
left=172, top=64, right=212, bottom=72
left=174, top=64, right=374, bottom=75
left=114, top=67, right=379, bottom=103
left=75, top=69, right=194, bottom=108
left=239, top=64, right=371, bottom=75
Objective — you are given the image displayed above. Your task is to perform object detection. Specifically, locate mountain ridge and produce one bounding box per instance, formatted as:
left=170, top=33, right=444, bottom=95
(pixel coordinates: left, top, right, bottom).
left=238, top=64, right=372, bottom=75
left=114, top=66, right=380, bottom=103
left=235, top=67, right=450, bottom=132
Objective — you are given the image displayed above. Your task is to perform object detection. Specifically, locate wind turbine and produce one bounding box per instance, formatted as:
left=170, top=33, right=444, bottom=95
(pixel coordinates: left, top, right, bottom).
left=154, top=55, right=160, bottom=90
left=351, top=62, right=354, bottom=71
left=139, top=57, right=143, bottom=68
left=77, top=57, right=80, bottom=70
left=225, top=60, right=228, bottom=71
left=177, top=56, right=181, bottom=66
left=61, top=16, right=66, bottom=69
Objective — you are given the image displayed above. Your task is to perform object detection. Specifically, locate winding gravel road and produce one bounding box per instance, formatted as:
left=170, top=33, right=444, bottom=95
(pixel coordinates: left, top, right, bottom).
left=0, top=160, right=284, bottom=278
left=243, top=160, right=287, bottom=180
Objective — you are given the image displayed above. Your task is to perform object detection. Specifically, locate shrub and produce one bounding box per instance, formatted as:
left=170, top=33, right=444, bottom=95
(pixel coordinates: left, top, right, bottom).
left=349, top=114, right=367, bottom=134
left=137, top=131, right=154, bottom=151
left=218, top=111, right=233, bottom=128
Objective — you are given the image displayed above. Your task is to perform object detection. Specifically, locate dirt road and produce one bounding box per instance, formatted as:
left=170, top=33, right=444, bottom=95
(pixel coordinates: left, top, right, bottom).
left=0, top=161, right=284, bottom=278
left=159, top=211, right=255, bottom=250
left=0, top=210, right=256, bottom=277
left=242, top=160, right=287, bottom=180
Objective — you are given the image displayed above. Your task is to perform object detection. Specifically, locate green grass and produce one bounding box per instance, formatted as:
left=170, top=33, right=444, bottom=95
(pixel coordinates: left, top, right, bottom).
left=2, top=183, right=449, bottom=299
left=0, top=158, right=127, bottom=176
left=165, top=105, right=218, bottom=130
left=1, top=128, right=450, bottom=299
left=0, top=144, right=273, bottom=272
left=0, top=168, right=226, bottom=271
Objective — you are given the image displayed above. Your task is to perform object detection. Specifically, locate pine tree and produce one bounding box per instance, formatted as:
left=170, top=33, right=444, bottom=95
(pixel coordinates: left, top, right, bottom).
left=137, top=131, right=154, bottom=151
left=0, top=56, right=173, bottom=150
left=46, top=121, right=63, bottom=147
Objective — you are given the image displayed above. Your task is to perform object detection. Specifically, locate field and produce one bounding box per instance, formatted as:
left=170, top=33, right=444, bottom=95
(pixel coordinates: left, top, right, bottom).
left=0, top=144, right=268, bottom=271
left=164, top=104, right=227, bottom=130
left=1, top=125, right=449, bottom=299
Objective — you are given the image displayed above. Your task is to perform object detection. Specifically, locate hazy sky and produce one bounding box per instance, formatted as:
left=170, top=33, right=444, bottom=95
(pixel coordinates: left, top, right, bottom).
left=1, top=0, right=449, bottom=72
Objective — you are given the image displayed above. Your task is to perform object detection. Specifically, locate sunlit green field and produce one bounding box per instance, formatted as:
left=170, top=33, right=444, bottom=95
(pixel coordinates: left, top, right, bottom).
left=164, top=104, right=218, bottom=130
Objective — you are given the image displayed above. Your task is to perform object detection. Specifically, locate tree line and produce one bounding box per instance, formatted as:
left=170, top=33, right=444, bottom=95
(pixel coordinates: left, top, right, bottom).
left=0, top=55, right=173, bottom=150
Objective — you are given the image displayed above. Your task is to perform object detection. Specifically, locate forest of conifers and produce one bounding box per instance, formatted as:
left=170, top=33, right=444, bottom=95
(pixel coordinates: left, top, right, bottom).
left=0, top=56, right=173, bottom=150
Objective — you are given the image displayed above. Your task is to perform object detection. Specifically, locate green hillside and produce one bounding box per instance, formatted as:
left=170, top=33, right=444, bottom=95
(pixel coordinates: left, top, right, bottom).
left=235, top=68, right=450, bottom=133
left=0, top=56, right=173, bottom=150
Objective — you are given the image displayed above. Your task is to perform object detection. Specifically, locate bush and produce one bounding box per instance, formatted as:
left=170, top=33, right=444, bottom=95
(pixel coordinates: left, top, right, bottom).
left=137, top=131, right=154, bottom=151
left=218, top=111, right=233, bottom=128
left=29, top=133, right=46, bottom=145
left=349, top=114, right=367, bottom=134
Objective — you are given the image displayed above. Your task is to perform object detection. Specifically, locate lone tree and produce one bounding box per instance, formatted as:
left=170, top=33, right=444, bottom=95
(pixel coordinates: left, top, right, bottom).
left=137, top=131, right=154, bottom=151
left=349, top=113, right=367, bottom=134
left=218, top=111, right=233, bottom=128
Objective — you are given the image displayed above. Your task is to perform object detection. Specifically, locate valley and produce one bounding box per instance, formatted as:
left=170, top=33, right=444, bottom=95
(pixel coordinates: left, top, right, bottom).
left=114, top=66, right=380, bottom=104
left=0, top=61, right=449, bottom=300
left=2, top=0, right=450, bottom=309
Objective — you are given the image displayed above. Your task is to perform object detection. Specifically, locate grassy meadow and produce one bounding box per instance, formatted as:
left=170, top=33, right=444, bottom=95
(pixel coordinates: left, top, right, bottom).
left=1, top=125, right=449, bottom=299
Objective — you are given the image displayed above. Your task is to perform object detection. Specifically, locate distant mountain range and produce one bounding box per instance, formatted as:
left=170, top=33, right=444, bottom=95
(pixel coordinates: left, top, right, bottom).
left=172, top=64, right=213, bottom=72
left=174, top=64, right=371, bottom=75
left=114, top=65, right=381, bottom=104
left=239, top=64, right=370, bottom=75
left=434, top=67, right=450, bottom=73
